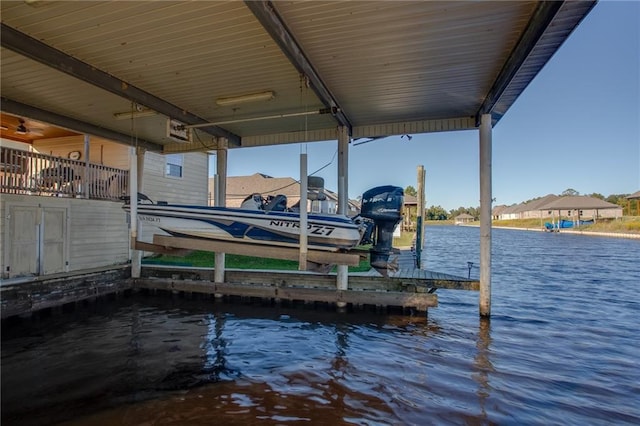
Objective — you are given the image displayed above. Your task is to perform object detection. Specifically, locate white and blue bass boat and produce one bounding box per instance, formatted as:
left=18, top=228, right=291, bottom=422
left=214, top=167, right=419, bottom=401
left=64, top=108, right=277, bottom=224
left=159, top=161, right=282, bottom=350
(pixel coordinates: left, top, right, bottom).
left=124, top=186, right=404, bottom=274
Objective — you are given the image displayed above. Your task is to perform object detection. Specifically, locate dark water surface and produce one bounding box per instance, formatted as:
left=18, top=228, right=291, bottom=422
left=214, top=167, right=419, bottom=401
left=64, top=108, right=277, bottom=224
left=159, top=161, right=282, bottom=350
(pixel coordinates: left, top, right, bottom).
left=2, top=226, right=639, bottom=425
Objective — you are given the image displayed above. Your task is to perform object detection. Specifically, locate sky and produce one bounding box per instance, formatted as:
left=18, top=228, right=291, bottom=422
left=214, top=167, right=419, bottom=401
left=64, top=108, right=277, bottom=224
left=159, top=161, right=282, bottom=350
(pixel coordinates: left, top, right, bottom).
left=210, top=1, right=639, bottom=211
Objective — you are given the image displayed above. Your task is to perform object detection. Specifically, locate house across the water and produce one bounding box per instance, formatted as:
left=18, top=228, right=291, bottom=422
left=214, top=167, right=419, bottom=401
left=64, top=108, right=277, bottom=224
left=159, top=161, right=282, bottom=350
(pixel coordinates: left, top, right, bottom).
left=492, top=194, right=623, bottom=221
left=454, top=213, right=475, bottom=225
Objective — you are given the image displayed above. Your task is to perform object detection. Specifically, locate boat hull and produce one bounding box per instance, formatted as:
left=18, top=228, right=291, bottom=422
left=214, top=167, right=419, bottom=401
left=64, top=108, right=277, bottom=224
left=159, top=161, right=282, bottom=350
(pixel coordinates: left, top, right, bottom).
left=125, top=204, right=362, bottom=251
left=544, top=219, right=595, bottom=230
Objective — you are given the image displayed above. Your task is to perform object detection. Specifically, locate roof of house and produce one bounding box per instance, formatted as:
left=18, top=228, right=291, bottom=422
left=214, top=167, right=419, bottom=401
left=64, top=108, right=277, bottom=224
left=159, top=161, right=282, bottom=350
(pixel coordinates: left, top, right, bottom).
left=403, top=194, right=417, bottom=205
left=538, top=196, right=622, bottom=210
left=516, top=194, right=559, bottom=212
left=626, top=191, right=640, bottom=200
left=491, top=205, right=508, bottom=215
left=225, top=173, right=301, bottom=199
left=455, top=213, right=475, bottom=219
left=499, top=204, right=521, bottom=214
left=217, top=173, right=360, bottom=210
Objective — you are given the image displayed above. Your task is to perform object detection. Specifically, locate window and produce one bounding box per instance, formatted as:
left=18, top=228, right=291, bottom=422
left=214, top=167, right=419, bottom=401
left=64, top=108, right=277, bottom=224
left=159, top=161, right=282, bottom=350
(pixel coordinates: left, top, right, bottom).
left=165, top=154, right=183, bottom=178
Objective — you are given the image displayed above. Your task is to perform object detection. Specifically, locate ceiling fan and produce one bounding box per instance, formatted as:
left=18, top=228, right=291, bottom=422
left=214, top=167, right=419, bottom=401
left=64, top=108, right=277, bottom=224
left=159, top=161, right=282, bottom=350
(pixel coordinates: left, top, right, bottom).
left=1, top=118, right=45, bottom=136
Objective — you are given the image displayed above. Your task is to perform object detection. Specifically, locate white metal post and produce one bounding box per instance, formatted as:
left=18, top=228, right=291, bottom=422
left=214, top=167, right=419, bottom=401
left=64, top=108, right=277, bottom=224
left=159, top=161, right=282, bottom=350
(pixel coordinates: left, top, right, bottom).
left=337, top=127, right=349, bottom=305
left=214, top=141, right=228, bottom=284
left=479, top=113, right=492, bottom=318
left=416, top=165, right=425, bottom=268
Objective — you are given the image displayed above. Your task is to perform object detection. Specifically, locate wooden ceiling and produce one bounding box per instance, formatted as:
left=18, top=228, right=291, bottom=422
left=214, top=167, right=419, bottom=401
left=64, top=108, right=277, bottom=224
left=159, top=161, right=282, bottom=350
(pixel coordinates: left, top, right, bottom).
left=0, top=112, right=79, bottom=144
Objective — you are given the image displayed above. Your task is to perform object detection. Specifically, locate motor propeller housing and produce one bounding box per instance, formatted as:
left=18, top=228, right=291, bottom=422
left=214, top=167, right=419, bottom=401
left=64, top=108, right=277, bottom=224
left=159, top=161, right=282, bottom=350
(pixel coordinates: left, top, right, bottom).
left=360, top=186, right=404, bottom=272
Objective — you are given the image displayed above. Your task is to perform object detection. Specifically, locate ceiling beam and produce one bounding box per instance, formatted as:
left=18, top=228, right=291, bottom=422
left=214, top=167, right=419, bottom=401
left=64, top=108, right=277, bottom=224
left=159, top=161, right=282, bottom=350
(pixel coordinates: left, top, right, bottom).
left=476, top=1, right=565, bottom=126
left=0, top=23, right=241, bottom=147
left=245, top=1, right=353, bottom=134
left=1, top=97, right=163, bottom=152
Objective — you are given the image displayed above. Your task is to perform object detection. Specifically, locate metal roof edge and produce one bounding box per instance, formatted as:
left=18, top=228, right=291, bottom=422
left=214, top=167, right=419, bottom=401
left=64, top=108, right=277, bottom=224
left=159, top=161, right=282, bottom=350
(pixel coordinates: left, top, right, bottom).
left=477, top=0, right=597, bottom=126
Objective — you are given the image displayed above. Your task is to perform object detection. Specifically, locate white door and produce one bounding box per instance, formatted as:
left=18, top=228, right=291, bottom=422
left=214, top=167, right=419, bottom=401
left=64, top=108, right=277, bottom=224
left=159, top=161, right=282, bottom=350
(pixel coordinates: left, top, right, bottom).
left=41, top=207, right=66, bottom=275
left=6, top=205, right=67, bottom=278
left=8, top=206, right=39, bottom=278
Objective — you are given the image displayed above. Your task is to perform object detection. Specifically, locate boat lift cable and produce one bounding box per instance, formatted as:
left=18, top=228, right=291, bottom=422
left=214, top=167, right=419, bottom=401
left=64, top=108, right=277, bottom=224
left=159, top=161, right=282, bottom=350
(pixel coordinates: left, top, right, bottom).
left=182, top=107, right=338, bottom=129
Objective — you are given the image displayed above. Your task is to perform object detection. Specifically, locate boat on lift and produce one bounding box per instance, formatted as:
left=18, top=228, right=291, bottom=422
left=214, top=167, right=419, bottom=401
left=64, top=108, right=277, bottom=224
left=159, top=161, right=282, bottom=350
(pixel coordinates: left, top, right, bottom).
left=544, top=219, right=594, bottom=231
left=123, top=185, right=404, bottom=274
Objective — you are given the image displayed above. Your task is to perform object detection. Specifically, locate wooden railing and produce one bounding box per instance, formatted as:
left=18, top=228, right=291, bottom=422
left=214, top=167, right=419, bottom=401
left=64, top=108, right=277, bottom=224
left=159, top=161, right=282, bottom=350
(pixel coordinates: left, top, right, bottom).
left=0, top=147, right=128, bottom=201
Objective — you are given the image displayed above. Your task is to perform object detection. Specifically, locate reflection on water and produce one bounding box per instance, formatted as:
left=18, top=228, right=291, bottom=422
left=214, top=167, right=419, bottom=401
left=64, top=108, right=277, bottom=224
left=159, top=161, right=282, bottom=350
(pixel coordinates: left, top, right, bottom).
left=473, top=318, right=493, bottom=424
left=2, top=226, right=639, bottom=425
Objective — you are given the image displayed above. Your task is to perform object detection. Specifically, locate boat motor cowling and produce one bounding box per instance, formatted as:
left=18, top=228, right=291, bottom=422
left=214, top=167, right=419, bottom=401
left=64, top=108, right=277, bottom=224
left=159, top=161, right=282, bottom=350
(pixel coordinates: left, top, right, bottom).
left=360, top=186, right=404, bottom=272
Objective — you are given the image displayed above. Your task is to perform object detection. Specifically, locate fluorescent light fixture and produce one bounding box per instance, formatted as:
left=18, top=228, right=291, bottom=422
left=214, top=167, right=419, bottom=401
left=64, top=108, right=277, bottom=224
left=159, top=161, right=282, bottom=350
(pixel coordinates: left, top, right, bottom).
left=113, top=109, right=158, bottom=120
left=216, top=91, right=274, bottom=106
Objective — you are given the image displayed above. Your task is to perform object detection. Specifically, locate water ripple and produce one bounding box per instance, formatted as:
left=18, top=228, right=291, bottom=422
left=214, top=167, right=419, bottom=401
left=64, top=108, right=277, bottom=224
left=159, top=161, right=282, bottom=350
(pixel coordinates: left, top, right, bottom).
left=2, top=226, right=639, bottom=425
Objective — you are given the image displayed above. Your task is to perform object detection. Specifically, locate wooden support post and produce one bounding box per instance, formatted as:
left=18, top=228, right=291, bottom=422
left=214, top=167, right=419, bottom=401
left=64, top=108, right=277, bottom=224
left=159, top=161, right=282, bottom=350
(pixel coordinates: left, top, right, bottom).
left=336, top=127, right=350, bottom=307
left=214, top=141, right=228, bottom=286
left=136, top=147, right=145, bottom=194
left=479, top=114, right=492, bottom=318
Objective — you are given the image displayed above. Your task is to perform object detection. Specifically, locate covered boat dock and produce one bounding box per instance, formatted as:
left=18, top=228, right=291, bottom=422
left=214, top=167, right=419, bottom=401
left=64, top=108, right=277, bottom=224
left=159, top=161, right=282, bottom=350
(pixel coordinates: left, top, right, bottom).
left=1, top=1, right=597, bottom=317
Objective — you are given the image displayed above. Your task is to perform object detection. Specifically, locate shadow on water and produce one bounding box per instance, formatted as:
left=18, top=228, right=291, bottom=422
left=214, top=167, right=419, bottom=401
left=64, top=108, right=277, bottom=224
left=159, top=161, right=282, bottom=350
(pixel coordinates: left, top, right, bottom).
left=1, top=293, right=443, bottom=426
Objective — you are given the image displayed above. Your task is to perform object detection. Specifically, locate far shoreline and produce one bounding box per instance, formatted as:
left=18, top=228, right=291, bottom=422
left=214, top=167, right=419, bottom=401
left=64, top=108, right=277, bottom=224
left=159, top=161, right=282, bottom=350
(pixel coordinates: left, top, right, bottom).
left=452, top=223, right=640, bottom=240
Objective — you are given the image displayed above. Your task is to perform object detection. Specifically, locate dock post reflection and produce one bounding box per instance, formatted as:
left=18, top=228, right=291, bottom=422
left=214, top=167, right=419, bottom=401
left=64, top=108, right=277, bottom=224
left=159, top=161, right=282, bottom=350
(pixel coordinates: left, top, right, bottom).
left=473, top=318, right=494, bottom=422
left=204, top=312, right=229, bottom=382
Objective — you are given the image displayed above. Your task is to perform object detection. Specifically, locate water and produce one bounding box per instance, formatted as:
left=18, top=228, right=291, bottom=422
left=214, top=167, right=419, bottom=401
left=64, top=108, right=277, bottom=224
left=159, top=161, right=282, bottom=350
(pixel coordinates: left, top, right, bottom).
left=2, top=226, right=639, bottom=425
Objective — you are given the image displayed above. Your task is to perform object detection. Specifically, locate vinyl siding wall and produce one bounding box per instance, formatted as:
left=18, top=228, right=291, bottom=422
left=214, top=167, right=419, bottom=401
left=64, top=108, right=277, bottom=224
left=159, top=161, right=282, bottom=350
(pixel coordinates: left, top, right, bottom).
left=143, top=151, right=208, bottom=205
left=1, top=195, right=129, bottom=279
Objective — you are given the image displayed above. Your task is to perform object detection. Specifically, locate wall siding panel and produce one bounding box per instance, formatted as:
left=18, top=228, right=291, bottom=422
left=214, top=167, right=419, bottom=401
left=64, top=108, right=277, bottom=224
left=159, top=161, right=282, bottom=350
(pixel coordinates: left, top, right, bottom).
left=142, top=152, right=208, bottom=205
left=1, top=195, right=129, bottom=279
left=69, top=199, right=130, bottom=271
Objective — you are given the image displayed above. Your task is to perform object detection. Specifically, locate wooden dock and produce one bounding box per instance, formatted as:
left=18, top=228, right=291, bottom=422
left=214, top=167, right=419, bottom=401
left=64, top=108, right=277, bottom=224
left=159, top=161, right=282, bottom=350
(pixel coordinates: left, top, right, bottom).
left=0, top=251, right=478, bottom=318
left=0, top=265, right=131, bottom=319
left=137, top=249, right=479, bottom=313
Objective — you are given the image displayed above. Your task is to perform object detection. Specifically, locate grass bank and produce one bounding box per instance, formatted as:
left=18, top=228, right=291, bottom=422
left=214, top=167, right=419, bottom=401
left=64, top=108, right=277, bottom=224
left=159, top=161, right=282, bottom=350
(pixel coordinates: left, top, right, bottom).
left=490, top=217, right=640, bottom=234
left=144, top=233, right=417, bottom=270
left=143, top=249, right=374, bottom=271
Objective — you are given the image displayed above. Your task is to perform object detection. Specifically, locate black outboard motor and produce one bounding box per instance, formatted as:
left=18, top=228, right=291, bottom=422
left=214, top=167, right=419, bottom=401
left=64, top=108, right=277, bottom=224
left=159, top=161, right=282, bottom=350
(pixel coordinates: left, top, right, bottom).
left=360, top=186, right=404, bottom=273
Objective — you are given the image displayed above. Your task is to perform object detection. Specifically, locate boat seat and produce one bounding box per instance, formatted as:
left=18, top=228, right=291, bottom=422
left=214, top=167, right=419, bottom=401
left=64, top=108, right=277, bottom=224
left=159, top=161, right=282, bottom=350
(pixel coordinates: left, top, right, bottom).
left=264, top=194, right=288, bottom=212
left=241, top=193, right=264, bottom=210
